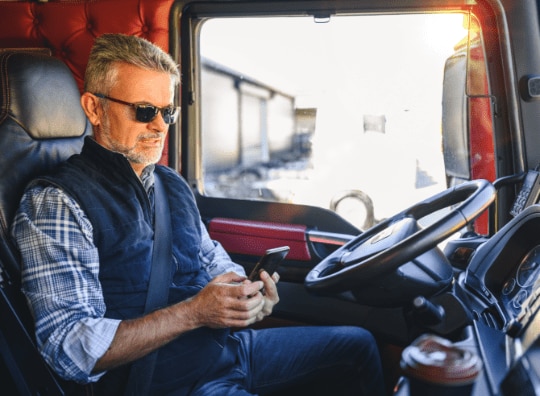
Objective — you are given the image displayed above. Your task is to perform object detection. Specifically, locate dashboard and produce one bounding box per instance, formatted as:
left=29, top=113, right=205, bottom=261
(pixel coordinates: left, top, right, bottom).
left=463, top=206, right=540, bottom=327
left=500, top=244, right=540, bottom=317
left=454, top=206, right=540, bottom=395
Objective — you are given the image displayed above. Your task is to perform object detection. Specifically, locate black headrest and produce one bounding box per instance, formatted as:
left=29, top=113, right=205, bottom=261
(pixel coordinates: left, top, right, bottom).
left=0, top=50, right=91, bottom=270
left=0, top=50, right=88, bottom=138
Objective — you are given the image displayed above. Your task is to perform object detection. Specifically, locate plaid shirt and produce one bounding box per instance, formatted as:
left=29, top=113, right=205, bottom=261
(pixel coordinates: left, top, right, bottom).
left=11, top=166, right=244, bottom=384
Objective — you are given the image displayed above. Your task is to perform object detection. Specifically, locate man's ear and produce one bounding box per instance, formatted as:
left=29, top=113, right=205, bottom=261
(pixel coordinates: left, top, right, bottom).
left=80, top=92, right=102, bottom=126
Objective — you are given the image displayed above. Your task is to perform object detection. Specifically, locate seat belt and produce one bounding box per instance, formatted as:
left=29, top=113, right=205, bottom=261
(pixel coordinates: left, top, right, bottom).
left=124, top=172, right=172, bottom=395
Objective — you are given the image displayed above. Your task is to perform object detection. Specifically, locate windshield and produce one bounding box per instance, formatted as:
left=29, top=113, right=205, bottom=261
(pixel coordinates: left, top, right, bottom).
left=198, top=13, right=481, bottom=230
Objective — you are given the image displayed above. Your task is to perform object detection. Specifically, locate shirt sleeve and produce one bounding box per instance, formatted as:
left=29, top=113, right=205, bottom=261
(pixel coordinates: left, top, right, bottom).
left=198, top=219, right=246, bottom=277
left=11, top=184, right=120, bottom=384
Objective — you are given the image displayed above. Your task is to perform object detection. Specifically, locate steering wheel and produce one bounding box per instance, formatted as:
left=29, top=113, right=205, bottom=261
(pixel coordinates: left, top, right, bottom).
left=304, top=180, right=496, bottom=306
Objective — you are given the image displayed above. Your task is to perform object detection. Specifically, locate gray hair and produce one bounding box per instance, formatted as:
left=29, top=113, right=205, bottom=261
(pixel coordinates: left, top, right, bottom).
left=84, top=33, right=180, bottom=94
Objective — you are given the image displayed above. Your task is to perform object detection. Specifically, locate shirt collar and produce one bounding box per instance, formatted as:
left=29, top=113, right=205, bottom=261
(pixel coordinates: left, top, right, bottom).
left=140, top=164, right=155, bottom=193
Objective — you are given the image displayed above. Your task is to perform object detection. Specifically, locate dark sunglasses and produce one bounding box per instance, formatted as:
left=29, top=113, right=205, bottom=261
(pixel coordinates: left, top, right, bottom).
left=93, top=93, right=179, bottom=125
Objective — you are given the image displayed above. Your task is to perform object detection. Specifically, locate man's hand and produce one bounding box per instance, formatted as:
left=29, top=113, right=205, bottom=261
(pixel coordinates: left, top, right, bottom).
left=256, top=270, right=280, bottom=320
left=187, top=272, right=267, bottom=328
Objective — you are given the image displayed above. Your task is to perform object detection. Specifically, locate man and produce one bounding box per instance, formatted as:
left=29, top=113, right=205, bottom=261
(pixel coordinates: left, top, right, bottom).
left=11, top=34, right=384, bottom=395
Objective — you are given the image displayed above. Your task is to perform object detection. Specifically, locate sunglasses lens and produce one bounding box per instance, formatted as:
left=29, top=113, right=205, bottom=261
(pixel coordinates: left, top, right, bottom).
left=162, top=107, right=179, bottom=124
left=136, top=106, right=159, bottom=123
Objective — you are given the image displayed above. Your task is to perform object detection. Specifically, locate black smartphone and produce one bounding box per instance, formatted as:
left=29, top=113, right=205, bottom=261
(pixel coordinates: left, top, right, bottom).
left=248, top=246, right=290, bottom=281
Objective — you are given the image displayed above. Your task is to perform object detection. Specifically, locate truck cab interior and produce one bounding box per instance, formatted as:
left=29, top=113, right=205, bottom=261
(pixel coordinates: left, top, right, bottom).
left=2, top=0, right=540, bottom=395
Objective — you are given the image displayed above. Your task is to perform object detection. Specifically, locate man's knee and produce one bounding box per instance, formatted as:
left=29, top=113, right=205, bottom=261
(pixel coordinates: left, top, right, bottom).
left=327, top=326, right=379, bottom=355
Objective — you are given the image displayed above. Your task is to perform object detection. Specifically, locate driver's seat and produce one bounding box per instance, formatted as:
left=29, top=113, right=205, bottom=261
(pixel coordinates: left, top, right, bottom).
left=0, top=49, right=91, bottom=395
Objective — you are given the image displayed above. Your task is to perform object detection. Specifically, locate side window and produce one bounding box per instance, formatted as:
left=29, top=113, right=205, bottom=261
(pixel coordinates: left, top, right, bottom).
left=198, top=13, right=491, bottom=231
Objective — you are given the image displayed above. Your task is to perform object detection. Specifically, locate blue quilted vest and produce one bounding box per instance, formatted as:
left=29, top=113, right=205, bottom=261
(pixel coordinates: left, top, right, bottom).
left=40, top=137, right=231, bottom=394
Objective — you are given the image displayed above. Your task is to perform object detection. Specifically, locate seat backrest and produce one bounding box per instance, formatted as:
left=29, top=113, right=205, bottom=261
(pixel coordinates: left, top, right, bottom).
left=0, top=50, right=91, bottom=278
left=0, top=50, right=91, bottom=395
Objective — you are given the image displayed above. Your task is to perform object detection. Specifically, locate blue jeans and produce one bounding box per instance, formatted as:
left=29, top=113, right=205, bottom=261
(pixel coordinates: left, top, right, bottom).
left=190, top=326, right=385, bottom=396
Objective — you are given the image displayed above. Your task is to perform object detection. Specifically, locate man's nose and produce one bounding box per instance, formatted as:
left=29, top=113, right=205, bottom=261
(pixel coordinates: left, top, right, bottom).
left=148, top=111, right=168, bottom=131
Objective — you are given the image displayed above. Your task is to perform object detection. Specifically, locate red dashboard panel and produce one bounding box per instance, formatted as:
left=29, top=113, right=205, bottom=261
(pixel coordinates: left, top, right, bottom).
left=209, top=218, right=312, bottom=261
